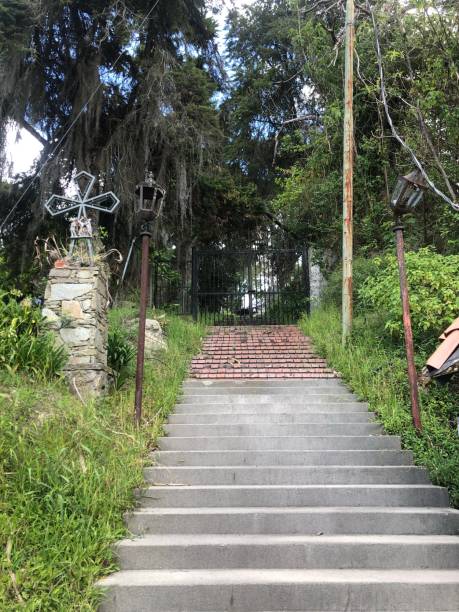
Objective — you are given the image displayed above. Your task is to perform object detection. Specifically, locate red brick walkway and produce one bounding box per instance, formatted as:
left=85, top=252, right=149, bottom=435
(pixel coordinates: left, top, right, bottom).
left=190, top=326, right=337, bottom=379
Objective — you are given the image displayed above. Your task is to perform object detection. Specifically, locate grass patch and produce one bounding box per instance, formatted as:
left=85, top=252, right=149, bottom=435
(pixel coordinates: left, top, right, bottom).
left=300, top=307, right=459, bottom=507
left=0, top=312, right=205, bottom=610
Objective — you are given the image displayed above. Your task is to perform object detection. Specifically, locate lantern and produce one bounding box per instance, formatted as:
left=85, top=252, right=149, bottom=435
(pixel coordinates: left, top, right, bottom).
left=135, top=181, right=166, bottom=222
left=390, top=169, right=427, bottom=217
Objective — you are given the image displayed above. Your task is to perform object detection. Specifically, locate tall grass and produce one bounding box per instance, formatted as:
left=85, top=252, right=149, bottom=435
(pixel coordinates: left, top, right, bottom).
left=0, top=313, right=205, bottom=610
left=300, top=307, right=459, bottom=507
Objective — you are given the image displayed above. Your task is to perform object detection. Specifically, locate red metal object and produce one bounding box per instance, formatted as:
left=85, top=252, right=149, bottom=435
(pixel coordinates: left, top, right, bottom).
left=393, top=221, right=422, bottom=432
left=134, top=230, right=151, bottom=426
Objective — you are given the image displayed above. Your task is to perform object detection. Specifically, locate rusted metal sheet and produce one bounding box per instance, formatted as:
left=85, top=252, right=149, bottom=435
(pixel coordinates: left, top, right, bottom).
left=427, top=317, right=459, bottom=378
left=342, top=0, right=355, bottom=344
left=393, top=223, right=422, bottom=431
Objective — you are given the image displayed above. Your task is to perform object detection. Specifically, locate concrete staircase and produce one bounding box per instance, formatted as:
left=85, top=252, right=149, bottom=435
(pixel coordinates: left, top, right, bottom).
left=99, top=379, right=459, bottom=611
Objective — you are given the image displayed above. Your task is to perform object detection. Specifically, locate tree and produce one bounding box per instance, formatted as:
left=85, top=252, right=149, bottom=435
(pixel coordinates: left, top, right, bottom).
left=0, top=0, right=224, bottom=281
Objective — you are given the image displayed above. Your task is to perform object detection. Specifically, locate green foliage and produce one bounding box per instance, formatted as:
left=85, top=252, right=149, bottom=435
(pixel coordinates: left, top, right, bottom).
left=359, top=249, right=459, bottom=349
left=322, top=257, right=382, bottom=311
left=0, top=291, right=66, bottom=379
left=300, top=307, right=459, bottom=507
left=151, top=249, right=181, bottom=283
left=226, top=0, right=459, bottom=257
left=107, top=328, right=135, bottom=391
left=195, top=170, right=264, bottom=246
left=0, top=312, right=205, bottom=610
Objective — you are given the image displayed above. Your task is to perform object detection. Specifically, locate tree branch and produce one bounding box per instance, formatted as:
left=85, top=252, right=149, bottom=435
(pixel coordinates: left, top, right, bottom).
left=272, top=114, right=320, bottom=165
left=18, top=118, right=48, bottom=147
left=367, top=0, right=459, bottom=211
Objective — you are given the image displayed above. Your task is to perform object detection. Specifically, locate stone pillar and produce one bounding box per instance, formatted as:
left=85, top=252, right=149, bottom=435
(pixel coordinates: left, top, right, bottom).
left=43, top=265, right=111, bottom=397
left=309, top=247, right=328, bottom=310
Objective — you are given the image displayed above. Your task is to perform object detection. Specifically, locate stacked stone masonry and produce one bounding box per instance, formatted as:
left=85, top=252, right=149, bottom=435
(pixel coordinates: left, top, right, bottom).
left=43, top=265, right=111, bottom=396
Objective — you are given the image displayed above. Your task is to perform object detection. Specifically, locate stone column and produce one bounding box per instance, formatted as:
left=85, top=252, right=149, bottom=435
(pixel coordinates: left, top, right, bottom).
left=309, top=247, right=327, bottom=311
left=43, top=265, right=111, bottom=397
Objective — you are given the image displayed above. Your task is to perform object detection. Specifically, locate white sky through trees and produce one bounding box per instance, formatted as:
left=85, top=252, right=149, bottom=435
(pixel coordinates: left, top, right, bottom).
left=4, top=0, right=255, bottom=178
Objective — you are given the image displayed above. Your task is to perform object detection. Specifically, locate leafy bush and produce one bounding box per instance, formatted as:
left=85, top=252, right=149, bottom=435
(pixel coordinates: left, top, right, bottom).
left=300, top=307, right=459, bottom=507
left=0, top=291, right=66, bottom=379
left=107, top=328, right=136, bottom=390
left=359, top=248, right=459, bottom=349
left=322, top=256, right=381, bottom=311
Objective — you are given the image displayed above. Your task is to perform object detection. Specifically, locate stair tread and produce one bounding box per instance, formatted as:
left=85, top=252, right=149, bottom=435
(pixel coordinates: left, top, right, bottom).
left=141, top=484, right=444, bottom=490
left=100, top=568, right=459, bottom=586
left=117, top=534, right=459, bottom=545
left=130, top=506, right=459, bottom=515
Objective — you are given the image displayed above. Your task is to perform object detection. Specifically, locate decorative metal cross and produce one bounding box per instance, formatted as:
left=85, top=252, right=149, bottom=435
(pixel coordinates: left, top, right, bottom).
left=44, top=171, right=120, bottom=263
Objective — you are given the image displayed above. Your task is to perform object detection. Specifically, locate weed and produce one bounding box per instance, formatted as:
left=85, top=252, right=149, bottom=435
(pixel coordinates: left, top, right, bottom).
left=0, top=291, right=66, bottom=380
left=0, top=312, right=205, bottom=610
left=300, top=307, right=459, bottom=507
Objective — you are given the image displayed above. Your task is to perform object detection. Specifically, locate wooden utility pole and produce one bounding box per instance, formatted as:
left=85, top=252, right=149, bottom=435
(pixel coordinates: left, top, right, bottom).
left=342, top=0, right=355, bottom=345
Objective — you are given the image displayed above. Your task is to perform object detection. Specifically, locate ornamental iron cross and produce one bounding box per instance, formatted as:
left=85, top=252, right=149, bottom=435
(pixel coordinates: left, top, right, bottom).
left=44, top=171, right=120, bottom=263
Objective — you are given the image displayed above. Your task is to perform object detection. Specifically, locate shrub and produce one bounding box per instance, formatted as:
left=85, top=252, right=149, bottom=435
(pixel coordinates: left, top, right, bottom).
left=0, top=291, right=66, bottom=379
left=107, top=328, right=136, bottom=390
left=359, top=248, right=459, bottom=350
left=322, top=256, right=381, bottom=311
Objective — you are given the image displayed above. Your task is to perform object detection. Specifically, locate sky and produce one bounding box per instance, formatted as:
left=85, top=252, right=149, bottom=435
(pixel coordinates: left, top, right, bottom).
left=4, top=0, right=254, bottom=178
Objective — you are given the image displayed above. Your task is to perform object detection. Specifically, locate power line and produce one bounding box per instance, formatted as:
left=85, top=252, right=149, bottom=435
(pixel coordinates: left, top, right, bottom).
left=0, top=0, right=162, bottom=233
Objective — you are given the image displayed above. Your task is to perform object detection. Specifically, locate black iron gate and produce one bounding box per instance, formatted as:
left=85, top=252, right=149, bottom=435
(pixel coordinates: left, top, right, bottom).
left=191, top=246, right=310, bottom=325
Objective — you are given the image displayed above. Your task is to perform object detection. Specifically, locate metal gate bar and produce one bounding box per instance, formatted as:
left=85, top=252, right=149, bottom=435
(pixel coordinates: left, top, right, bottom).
left=191, top=246, right=310, bottom=326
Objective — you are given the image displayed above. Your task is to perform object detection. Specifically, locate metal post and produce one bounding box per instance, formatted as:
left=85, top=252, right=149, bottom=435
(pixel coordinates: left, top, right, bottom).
left=134, top=229, right=151, bottom=426
left=393, top=221, right=422, bottom=432
left=248, top=254, right=253, bottom=323
left=342, top=0, right=355, bottom=345
left=191, top=247, right=198, bottom=321
left=302, top=246, right=311, bottom=316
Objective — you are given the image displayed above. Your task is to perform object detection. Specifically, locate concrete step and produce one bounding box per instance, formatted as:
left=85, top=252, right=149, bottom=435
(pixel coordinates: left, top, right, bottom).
left=183, top=379, right=347, bottom=388
left=164, top=423, right=382, bottom=437
left=168, top=411, right=375, bottom=424
left=174, top=402, right=369, bottom=413
left=143, top=466, right=430, bottom=486
left=154, top=449, right=414, bottom=466
left=179, top=394, right=356, bottom=404
left=127, top=506, right=459, bottom=536
left=158, top=435, right=401, bottom=451
left=181, top=387, right=350, bottom=396
left=98, top=569, right=459, bottom=611
left=137, top=485, right=449, bottom=508
left=116, top=534, right=459, bottom=570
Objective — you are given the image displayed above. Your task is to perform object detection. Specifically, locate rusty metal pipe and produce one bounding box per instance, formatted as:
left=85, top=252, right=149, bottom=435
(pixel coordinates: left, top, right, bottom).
left=393, top=221, right=422, bottom=432
left=134, top=230, right=151, bottom=426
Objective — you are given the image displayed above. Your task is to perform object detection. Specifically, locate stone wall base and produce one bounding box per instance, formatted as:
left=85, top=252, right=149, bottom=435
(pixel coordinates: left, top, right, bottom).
left=65, top=365, right=112, bottom=397
left=43, top=264, right=111, bottom=398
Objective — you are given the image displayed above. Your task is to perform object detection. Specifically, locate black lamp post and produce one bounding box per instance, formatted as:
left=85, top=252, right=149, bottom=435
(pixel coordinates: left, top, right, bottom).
left=389, top=169, right=427, bottom=432
left=134, top=180, right=166, bottom=426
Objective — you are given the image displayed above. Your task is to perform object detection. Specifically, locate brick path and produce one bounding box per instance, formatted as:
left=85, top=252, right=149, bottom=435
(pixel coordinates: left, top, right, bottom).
left=190, top=325, right=337, bottom=379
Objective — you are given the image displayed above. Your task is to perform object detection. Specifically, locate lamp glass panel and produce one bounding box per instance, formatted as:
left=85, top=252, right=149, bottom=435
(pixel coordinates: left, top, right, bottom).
left=406, top=189, right=424, bottom=210
left=390, top=176, right=408, bottom=208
